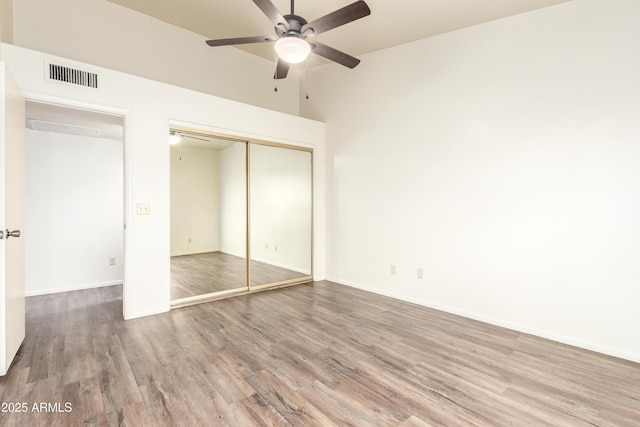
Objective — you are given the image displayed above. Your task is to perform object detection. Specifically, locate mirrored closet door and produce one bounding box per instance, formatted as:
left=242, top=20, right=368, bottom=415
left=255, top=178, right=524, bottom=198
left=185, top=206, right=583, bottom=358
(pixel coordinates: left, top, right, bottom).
left=170, top=133, right=248, bottom=302
left=169, top=128, right=312, bottom=308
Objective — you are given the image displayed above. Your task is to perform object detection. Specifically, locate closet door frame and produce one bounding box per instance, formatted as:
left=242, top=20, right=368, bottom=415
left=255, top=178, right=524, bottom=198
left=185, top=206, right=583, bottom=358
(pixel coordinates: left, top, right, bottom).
left=169, top=126, right=313, bottom=309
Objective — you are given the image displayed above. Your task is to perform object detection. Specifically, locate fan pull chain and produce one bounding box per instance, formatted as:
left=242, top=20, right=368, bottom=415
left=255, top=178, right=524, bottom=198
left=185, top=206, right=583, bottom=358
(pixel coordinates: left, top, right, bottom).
left=274, top=52, right=279, bottom=92
left=305, top=61, right=310, bottom=100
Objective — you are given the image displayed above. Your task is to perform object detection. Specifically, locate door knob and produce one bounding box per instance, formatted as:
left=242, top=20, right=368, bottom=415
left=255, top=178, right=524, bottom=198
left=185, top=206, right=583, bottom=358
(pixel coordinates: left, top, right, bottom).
left=5, top=229, right=21, bottom=238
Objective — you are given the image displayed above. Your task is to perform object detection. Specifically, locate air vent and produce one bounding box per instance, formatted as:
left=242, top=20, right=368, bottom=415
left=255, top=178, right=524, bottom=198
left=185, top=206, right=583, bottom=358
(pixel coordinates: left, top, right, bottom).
left=48, top=63, right=98, bottom=88
left=26, top=119, right=103, bottom=138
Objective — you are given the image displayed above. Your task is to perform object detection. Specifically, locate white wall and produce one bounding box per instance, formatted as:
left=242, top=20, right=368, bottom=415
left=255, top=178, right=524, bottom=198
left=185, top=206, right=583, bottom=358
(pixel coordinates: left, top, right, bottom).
left=1, top=43, right=325, bottom=319
left=170, top=145, right=220, bottom=256
left=11, top=0, right=299, bottom=115
left=219, top=142, right=247, bottom=258
left=301, top=0, right=640, bottom=362
left=250, top=144, right=312, bottom=274
left=25, top=129, right=123, bottom=295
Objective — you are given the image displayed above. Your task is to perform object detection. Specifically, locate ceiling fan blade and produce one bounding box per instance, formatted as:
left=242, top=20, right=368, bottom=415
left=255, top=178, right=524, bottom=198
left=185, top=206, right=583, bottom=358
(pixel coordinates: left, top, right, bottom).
left=302, top=1, right=371, bottom=36
left=311, top=42, right=361, bottom=69
left=274, top=59, right=290, bottom=80
left=206, top=35, right=277, bottom=47
left=252, top=0, right=289, bottom=30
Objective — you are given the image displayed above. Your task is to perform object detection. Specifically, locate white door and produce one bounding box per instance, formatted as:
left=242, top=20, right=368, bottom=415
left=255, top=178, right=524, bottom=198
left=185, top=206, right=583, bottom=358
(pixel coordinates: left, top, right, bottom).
left=0, top=62, right=26, bottom=376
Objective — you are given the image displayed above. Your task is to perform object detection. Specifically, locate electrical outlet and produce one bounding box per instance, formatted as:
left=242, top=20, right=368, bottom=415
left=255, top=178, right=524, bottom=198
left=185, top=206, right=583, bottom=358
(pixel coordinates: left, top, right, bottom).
left=390, top=265, right=396, bottom=275
left=417, top=268, right=424, bottom=279
left=188, top=238, right=192, bottom=244
left=109, top=257, right=116, bottom=266
left=274, top=245, right=278, bottom=252
left=136, top=203, right=150, bottom=215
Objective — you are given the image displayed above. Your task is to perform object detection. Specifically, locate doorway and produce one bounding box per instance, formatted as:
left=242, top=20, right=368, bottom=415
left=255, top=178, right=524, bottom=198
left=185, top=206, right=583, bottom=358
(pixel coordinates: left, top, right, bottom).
left=24, top=101, right=125, bottom=297
left=169, top=127, right=313, bottom=308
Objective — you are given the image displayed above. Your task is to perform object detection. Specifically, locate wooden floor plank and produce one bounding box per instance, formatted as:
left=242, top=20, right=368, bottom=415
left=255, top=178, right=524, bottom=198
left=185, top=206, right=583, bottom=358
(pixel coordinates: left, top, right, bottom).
left=245, top=369, right=337, bottom=426
left=61, top=376, right=105, bottom=425
left=0, top=281, right=639, bottom=427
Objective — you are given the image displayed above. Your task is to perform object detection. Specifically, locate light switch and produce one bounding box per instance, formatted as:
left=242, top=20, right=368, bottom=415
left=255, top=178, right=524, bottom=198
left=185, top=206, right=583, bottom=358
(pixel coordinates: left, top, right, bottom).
left=137, top=203, right=150, bottom=215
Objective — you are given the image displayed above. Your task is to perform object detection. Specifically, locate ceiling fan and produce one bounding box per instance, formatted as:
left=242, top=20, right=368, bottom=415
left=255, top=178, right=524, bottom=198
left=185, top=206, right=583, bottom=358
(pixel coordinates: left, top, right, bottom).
left=205, top=0, right=371, bottom=79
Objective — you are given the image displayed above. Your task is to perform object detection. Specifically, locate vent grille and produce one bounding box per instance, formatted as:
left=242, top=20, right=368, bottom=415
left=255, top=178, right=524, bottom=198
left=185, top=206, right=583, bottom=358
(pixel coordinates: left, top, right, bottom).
left=48, top=63, right=98, bottom=88
left=26, top=119, right=103, bottom=138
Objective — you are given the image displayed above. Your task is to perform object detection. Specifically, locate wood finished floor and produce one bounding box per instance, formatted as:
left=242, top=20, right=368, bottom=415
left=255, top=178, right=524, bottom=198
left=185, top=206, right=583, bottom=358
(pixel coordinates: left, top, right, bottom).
left=171, top=252, right=308, bottom=300
left=1, top=282, right=639, bottom=426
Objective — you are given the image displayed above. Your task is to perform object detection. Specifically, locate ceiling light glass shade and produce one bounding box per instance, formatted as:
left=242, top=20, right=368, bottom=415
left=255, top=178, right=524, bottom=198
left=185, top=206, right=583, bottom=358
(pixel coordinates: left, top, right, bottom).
left=274, top=37, right=311, bottom=64
left=169, top=133, right=181, bottom=145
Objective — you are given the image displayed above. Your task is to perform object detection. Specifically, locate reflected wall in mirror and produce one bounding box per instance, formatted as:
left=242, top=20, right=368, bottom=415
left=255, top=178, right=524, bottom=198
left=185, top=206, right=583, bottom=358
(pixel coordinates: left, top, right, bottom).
left=249, top=144, right=312, bottom=288
left=170, top=133, right=247, bottom=301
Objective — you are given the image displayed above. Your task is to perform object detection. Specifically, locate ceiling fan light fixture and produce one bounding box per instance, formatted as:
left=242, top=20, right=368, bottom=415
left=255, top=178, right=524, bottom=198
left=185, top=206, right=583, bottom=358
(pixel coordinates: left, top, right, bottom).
left=274, top=36, right=311, bottom=64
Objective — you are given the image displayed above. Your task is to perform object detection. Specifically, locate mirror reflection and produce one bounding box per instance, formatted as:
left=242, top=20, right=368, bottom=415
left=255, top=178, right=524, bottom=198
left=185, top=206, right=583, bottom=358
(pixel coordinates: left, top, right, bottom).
left=169, top=129, right=313, bottom=306
left=249, top=144, right=312, bottom=288
left=170, top=134, right=247, bottom=300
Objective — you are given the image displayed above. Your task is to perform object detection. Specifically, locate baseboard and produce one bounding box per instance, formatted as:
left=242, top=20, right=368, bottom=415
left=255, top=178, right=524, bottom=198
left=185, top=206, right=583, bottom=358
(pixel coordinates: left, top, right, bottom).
left=327, top=276, right=640, bottom=364
left=170, top=249, right=219, bottom=257
left=218, top=250, right=244, bottom=258
left=251, top=256, right=311, bottom=275
left=25, top=280, right=122, bottom=297
left=124, top=306, right=169, bottom=320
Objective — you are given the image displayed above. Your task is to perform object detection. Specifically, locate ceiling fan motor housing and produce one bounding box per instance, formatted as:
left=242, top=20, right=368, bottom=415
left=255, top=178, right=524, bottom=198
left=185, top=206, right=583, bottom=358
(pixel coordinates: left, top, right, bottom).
left=277, top=15, right=310, bottom=38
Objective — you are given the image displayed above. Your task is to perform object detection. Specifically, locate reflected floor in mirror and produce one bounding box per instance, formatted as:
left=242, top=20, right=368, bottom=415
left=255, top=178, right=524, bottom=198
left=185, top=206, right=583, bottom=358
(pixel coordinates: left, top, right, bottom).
left=171, top=251, right=308, bottom=300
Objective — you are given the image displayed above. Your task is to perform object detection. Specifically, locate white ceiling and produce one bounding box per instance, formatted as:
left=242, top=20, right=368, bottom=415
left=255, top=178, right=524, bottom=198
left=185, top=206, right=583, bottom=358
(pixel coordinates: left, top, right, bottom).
left=26, top=1, right=573, bottom=131
left=107, top=0, right=571, bottom=65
